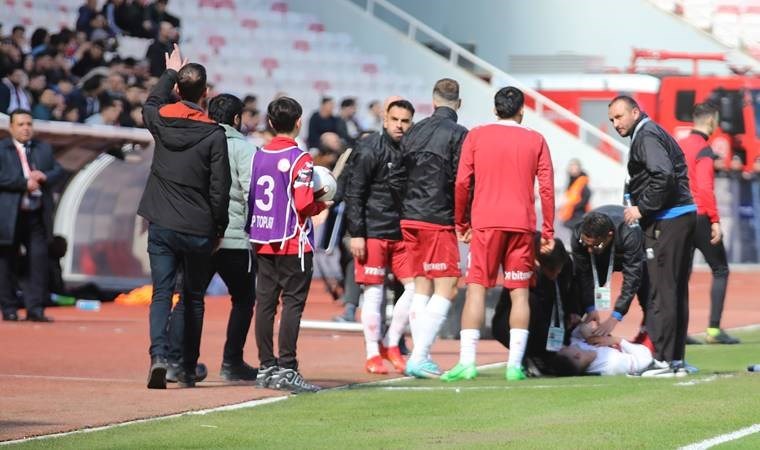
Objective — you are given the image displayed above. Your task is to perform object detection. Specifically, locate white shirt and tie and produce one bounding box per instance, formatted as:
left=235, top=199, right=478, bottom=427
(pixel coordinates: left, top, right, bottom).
left=12, top=139, right=42, bottom=211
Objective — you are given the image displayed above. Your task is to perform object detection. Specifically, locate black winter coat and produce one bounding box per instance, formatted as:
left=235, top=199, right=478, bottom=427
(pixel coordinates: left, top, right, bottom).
left=571, top=205, right=645, bottom=317
left=0, top=138, right=64, bottom=245
left=344, top=131, right=404, bottom=240
left=390, top=106, right=467, bottom=226
left=627, top=115, right=693, bottom=224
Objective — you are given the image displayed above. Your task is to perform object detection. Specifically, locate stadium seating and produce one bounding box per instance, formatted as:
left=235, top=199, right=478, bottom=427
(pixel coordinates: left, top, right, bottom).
left=650, top=0, right=760, bottom=59
left=7, top=0, right=430, bottom=119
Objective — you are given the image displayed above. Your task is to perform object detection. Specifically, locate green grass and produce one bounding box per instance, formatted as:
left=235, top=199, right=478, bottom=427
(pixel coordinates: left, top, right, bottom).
left=13, top=329, right=760, bottom=449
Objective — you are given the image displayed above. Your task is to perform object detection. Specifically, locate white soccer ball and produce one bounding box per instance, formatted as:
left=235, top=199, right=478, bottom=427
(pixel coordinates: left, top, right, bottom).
left=313, top=165, right=337, bottom=201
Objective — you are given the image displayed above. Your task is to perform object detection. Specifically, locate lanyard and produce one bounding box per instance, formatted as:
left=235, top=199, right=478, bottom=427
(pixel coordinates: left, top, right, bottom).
left=550, top=280, right=564, bottom=328
left=591, top=244, right=615, bottom=288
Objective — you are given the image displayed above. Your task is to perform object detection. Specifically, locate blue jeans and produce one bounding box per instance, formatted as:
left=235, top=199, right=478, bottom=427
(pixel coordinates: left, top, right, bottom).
left=147, top=224, right=213, bottom=373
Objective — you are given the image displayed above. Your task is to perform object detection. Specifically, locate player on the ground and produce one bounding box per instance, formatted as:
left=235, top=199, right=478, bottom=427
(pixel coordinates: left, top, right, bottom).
left=344, top=98, right=417, bottom=374
left=442, top=86, right=555, bottom=382
left=389, top=79, right=468, bottom=378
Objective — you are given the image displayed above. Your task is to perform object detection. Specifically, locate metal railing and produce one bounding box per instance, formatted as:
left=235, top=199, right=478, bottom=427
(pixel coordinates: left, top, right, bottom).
left=349, top=0, right=629, bottom=162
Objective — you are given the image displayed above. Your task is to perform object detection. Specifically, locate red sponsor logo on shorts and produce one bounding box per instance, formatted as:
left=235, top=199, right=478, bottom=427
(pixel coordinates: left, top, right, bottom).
left=504, top=270, right=533, bottom=281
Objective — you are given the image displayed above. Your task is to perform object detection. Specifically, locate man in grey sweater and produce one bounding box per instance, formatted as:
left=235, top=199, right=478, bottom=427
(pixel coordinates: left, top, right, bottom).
left=168, top=93, right=258, bottom=382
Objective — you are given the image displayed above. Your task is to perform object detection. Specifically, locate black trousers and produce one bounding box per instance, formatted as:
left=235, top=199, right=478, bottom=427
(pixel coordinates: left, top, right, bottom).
left=169, top=248, right=256, bottom=365
left=644, top=213, right=696, bottom=362
left=691, top=214, right=729, bottom=328
left=255, top=253, right=313, bottom=370
left=147, top=224, right=213, bottom=373
left=0, top=210, right=48, bottom=317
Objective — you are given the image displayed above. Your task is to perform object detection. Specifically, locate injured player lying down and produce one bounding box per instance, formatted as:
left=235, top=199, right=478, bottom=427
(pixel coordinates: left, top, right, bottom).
left=555, top=323, right=653, bottom=376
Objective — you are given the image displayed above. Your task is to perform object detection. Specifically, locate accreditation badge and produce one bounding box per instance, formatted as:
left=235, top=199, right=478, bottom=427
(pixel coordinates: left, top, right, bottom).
left=594, top=286, right=611, bottom=310
left=546, top=326, right=564, bottom=352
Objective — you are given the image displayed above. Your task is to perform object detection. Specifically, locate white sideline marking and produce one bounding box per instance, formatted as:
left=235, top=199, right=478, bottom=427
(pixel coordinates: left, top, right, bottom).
left=300, top=319, right=363, bottom=332
left=674, top=374, right=734, bottom=387
left=0, top=362, right=507, bottom=444
left=0, top=396, right=288, bottom=446
left=376, top=384, right=607, bottom=392
left=679, top=423, right=760, bottom=450
left=0, top=374, right=136, bottom=383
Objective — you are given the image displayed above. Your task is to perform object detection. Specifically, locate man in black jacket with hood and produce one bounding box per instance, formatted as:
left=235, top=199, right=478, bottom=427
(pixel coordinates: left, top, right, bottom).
left=608, top=95, right=695, bottom=377
left=138, top=44, right=231, bottom=389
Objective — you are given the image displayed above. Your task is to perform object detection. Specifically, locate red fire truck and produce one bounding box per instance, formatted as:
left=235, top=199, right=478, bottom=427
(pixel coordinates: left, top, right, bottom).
left=523, top=49, right=760, bottom=170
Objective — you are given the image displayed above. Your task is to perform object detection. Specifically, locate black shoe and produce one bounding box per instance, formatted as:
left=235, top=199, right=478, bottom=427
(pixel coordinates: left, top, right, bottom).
left=166, top=362, right=208, bottom=383
left=26, top=313, right=53, bottom=322
left=175, top=368, right=196, bottom=388
left=256, top=365, right=280, bottom=388
left=270, top=368, right=321, bottom=393
left=220, top=360, right=258, bottom=381
left=685, top=335, right=703, bottom=345
left=2, top=312, right=18, bottom=321
left=705, top=330, right=741, bottom=345
left=147, top=356, right=168, bottom=389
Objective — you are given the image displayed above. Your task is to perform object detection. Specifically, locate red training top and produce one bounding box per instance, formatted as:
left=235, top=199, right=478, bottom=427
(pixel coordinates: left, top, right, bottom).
left=454, top=120, right=555, bottom=240
left=255, top=136, right=327, bottom=255
left=678, top=131, right=719, bottom=223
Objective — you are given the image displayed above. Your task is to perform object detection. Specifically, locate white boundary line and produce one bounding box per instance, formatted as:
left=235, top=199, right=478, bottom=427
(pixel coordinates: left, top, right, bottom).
left=0, top=396, right=289, bottom=446
left=0, top=374, right=136, bottom=383
left=679, top=423, right=760, bottom=450
left=0, top=361, right=507, bottom=445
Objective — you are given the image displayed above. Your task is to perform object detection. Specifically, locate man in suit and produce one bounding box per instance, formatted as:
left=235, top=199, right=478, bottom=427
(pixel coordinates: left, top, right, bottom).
left=0, top=109, right=64, bottom=322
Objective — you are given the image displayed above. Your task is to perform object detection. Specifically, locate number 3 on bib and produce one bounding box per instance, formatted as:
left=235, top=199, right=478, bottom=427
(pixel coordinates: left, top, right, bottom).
left=256, top=175, right=275, bottom=211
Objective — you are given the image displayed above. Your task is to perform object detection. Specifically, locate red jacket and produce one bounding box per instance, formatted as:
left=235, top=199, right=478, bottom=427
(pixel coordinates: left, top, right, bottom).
left=454, top=121, right=555, bottom=239
left=679, top=131, right=719, bottom=223
left=255, top=136, right=326, bottom=255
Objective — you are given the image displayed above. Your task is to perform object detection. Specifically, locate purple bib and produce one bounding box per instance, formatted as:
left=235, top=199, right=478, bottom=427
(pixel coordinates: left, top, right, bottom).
left=247, top=146, right=313, bottom=246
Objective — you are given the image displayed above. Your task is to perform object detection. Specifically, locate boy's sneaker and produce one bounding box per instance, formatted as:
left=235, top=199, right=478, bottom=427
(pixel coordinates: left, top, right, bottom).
left=220, top=361, right=258, bottom=381
left=506, top=366, right=527, bottom=381
left=705, top=329, right=740, bottom=345
left=256, top=365, right=280, bottom=388
left=270, top=368, right=321, bottom=393
left=379, top=345, right=406, bottom=373
left=640, top=360, right=686, bottom=378
left=365, top=355, right=389, bottom=374
left=440, top=362, right=477, bottom=382
left=405, top=358, right=442, bottom=379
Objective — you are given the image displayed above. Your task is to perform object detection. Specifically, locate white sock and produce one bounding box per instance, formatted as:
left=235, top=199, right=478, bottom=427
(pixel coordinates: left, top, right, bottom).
left=507, top=328, right=529, bottom=368
left=361, top=284, right=383, bottom=358
left=383, top=283, right=414, bottom=347
left=410, top=294, right=451, bottom=363
left=409, top=293, right=430, bottom=343
left=459, top=328, right=480, bottom=366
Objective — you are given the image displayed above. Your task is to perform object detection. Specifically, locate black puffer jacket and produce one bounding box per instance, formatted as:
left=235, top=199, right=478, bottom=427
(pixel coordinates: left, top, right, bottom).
left=627, top=115, right=693, bottom=224
left=344, top=130, right=403, bottom=240
left=571, top=205, right=645, bottom=317
left=390, top=106, right=468, bottom=225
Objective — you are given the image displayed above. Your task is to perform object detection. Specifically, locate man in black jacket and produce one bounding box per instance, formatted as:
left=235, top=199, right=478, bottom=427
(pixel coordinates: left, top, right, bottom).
left=138, top=44, right=231, bottom=389
left=608, top=95, right=695, bottom=377
left=345, top=98, right=415, bottom=375
left=389, top=78, right=468, bottom=378
left=0, top=109, right=64, bottom=322
left=572, top=206, right=649, bottom=338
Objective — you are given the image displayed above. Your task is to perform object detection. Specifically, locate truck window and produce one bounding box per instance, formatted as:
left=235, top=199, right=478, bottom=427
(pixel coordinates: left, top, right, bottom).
left=675, top=90, right=696, bottom=122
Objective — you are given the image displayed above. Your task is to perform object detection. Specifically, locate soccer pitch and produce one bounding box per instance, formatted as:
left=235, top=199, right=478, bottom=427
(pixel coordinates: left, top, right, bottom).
left=12, top=330, right=760, bottom=449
